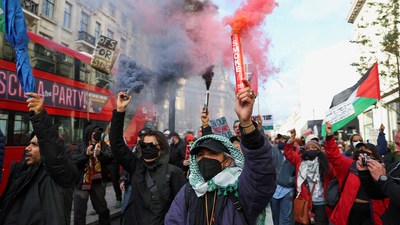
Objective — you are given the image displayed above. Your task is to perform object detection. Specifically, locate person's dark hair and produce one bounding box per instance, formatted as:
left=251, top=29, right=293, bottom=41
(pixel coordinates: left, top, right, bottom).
left=301, top=151, right=331, bottom=179
left=351, top=145, right=384, bottom=163
left=138, top=129, right=170, bottom=156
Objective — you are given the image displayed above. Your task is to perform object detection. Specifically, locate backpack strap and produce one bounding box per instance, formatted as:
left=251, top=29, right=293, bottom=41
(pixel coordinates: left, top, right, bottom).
left=228, top=191, right=248, bottom=225
left=339, top=170, right=350, bottom=195
left=145, top=169, right=167, bottom=207
left=185, top=182, right=190, bottom=209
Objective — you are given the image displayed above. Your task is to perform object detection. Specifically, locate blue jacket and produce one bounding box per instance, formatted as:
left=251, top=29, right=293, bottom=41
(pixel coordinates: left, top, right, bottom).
left=0, top=129, right=4, bottom=183
left=272, top=146, right=295, bottom=188
left=165, top=126, right=277, bottom=225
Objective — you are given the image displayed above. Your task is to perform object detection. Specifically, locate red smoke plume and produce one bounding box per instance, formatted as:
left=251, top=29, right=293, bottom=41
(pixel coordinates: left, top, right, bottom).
left=223, top=0, right=279, bottom=84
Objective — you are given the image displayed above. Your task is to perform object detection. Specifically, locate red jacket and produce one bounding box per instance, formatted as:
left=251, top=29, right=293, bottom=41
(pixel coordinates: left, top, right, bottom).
left=325, top=135, right=385, bottom=225
left=284, top=142, right=334, bottom=218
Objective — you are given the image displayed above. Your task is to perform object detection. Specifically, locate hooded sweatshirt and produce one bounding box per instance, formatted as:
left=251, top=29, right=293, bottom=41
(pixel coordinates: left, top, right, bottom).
left=165, top=122, right=277, bottom=225
left=71, top=125, right=113, bottom=189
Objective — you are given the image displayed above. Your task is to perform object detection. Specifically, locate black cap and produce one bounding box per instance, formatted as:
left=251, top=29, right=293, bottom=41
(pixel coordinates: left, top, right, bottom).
left=93, top=127, right=103, bottom=133
left=168, top=131, right=179, bottom=138
left=138, top=129, right=146, bottom=137
left=190, top=138, right=230, bottom=155
left=355, top=142, right=378, bottom=152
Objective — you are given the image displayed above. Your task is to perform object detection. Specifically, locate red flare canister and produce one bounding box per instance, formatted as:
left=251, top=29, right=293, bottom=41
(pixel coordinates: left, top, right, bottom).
left=231, top=34, right=246, bottom=92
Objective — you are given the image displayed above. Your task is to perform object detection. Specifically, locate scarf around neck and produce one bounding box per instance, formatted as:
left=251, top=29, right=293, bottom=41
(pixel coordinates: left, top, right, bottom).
left=296, top=156, right=320, bottom=198
left=188, top=134, right=266, bottom=225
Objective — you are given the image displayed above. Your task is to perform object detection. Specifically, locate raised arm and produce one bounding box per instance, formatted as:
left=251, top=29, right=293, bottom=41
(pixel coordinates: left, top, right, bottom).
left=200, top=110, right=214, bottom=136
left=324, top=122, right=353, bottom=176
left=27, top=93, right=78, bottom=188
left=377, top=124, right=388, bottom=156
left=110, top=92, right=139, bottom=173
left=234, top=79, right=277, bottom=225
left=284, top=128, right=301, bottom=166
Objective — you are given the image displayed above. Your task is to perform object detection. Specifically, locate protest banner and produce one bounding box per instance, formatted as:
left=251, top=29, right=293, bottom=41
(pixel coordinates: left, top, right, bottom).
left=324, top=100, right=355, bottom=125
left=91, top=35, right=119, bottom=75
left=209, top=117, right=233, bottom=138
left=369, top=129, right=380, bottom=145
left=251, top=114, right=274, bottom=130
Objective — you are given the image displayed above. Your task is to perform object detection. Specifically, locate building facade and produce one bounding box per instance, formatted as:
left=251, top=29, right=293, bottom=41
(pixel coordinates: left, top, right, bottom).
left=347, top=0, right=400, bottom=142
left=157, top=63, right=237, bottom=137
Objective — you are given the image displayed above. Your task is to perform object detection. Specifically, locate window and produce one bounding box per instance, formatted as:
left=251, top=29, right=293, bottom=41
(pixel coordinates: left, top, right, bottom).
left=39, top=33, right=52, bottom=40
left=42, top=0, right=55, bottom=18
left=63, top=2, right=72, bottom=28
left=130, top=45, right=136, bottom=58
left=109, top=3, right=115, bottom=18
left=61, top=42, right=69, bottom=47
left=80, top=12, right=89, bottom=32
left=107, top=29, right=113, bottom=39
left=95, top=22, right=101, bottom=43
left=121, top=13, right=127, bottom=26
left=120, top=39, right=126, bottom=55
left=363, top=110, right=373, bottom=141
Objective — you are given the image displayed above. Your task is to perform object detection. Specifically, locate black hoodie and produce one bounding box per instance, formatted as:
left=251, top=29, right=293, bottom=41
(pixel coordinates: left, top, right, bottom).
left=71, top=125, right=113, bottom=189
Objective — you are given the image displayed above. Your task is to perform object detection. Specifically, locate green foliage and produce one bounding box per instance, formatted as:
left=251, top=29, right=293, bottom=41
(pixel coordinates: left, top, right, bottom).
left=351, top=0, right=400, bottom=79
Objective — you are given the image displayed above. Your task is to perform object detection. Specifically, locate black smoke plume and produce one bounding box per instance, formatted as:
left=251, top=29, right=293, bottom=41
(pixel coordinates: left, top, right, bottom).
left=202, top=65, right=214, bottom=90
left=113, top=56, right=154, bottom=94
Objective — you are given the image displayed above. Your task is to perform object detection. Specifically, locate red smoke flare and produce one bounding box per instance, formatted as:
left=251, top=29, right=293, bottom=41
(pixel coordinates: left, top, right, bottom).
left=223, top=0, right=279, bottom=84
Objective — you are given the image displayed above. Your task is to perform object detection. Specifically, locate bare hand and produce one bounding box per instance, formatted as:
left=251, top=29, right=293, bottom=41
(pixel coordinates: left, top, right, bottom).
left=380, top=124, right=385, bottom=133
left=257, top=115, right=263, bottom=130
left=234, top=79, right=255, bottom=132
left=201, top=110, right=209, bottom=124
left=26, top=93, right=44, bottom=115
left=325, top=122, right=333, bottom=136
left=367, top=160, right=386, bottom=181
left=289, top=129, right=296, bottom=141
left=117, top=92, right=131, bottom=112
left=356, top=154, right=369, bottom=171
left=86, top=145, right=94, bottom=155
left=183, top=160, right=190, bottom=166
left=120, top=182, right=125, bottom=191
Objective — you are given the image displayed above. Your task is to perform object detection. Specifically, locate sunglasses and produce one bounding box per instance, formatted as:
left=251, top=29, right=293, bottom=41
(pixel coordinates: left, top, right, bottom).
left=139, top=141, right=159, bottom=148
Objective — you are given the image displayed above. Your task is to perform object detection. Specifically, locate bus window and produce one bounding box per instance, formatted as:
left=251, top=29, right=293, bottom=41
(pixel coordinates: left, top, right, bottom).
left=11, top=112, right=32, bottom=146
left=0, top=111, right=9, bottom=145
left=31, top=43, right=56, bottom=74
left=57, top=52, right=74, bottom=79
left=0, top=33, right=15, bottom=62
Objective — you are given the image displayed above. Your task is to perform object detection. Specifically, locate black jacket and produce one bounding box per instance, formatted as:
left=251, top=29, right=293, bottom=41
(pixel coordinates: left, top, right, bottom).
left=110, top=110, right=186, bottom=225
left=71, top=125, right=113, bottom=189
left=359, top=161, right=400, bottom=225
left=169, top=138, right=188, bottom=172
left=0, top=109, right=78, bottom=225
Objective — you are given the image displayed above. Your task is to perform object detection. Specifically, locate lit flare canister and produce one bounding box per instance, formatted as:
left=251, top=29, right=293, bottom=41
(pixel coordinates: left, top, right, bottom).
left=231, top=34, right=246, bottom=92
left=204, top=91, right=209, bottom=115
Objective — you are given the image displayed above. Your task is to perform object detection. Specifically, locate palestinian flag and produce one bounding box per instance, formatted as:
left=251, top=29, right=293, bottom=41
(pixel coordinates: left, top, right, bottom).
left=321, top=62, right=380, bottom=136
left=0, top=1, right=5, bottom=35
left=302, top=128, right=312, bottom=139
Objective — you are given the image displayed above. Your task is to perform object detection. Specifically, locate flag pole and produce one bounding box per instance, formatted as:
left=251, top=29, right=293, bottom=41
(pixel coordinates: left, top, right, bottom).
left=86, top=68, right=94, bottom=122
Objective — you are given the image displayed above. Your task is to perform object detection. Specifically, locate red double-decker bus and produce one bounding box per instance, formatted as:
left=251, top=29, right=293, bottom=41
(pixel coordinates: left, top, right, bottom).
left=0, top=31, right=157, bottom=194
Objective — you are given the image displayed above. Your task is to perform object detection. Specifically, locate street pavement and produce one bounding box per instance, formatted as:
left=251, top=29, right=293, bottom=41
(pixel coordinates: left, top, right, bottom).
left=70, top=182, right=122, bottom=225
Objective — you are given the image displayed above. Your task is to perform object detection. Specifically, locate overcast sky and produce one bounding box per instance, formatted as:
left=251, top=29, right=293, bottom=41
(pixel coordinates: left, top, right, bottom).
left=213, top=0, right=357, bottom=122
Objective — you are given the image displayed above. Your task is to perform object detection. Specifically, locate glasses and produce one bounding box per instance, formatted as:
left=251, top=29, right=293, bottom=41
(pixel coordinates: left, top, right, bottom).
left=139, top=141, right=159, bottom=148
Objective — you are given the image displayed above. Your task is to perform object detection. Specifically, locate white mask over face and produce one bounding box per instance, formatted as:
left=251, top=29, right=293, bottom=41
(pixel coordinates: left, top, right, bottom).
left=353, top=141, right=361, bottom=149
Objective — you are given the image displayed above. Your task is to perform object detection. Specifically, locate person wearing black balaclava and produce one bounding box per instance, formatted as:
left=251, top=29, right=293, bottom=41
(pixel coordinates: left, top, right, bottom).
left=110, top=92, right=186, bottom=225
left=71, top=125, right=114, bottom=225
left=284, top=128, right=334, bottom=225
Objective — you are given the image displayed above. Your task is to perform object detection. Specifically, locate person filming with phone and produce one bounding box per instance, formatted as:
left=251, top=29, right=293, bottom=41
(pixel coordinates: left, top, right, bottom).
left=358, top=130, right=400, bottom=224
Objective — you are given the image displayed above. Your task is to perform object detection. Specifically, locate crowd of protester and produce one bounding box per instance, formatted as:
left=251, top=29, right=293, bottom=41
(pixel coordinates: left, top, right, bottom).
left=0, top=79, right=399, bottom=225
